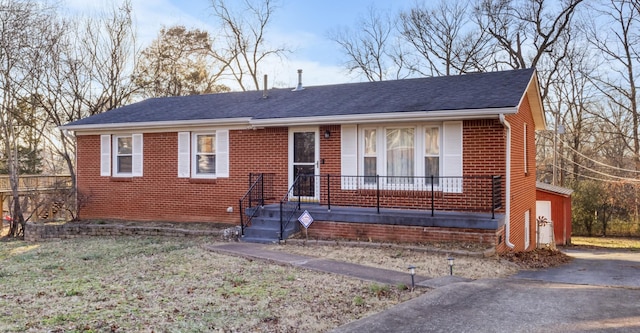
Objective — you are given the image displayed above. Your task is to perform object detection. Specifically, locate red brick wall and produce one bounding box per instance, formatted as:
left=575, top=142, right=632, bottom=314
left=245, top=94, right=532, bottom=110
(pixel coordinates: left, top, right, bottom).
left=463, top=119, right=506, bottom=177
left=319, top=121, right=508, bottom=213
left=307, top=221, right=499, bottom=246
left=76, top=114, right=533, bottom=251
left=76, top=128, right=289, bottom=223
left=505, top=94, right=538, bottom=251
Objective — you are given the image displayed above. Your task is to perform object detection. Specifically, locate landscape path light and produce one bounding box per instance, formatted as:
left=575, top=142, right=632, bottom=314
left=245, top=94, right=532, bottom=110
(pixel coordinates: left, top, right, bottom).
left=408, top=265, right=416, bottom=291
left=447, top=257, right=455, bottom=276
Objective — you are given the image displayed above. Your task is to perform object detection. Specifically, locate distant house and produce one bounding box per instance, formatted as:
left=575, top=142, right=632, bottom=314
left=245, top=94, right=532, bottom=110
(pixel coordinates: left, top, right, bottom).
left=61, top=68, right=545, bottom=252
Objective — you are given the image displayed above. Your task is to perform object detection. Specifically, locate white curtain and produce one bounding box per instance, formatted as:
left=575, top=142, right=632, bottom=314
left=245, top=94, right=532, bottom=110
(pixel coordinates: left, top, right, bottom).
left=386, top=128, right=414, bottom=184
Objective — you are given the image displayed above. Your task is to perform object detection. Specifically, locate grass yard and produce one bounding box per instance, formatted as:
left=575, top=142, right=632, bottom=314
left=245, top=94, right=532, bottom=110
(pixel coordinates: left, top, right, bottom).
left=570, top=236, right=640, bottom=250
left=0, top=236, right=423, bottom=332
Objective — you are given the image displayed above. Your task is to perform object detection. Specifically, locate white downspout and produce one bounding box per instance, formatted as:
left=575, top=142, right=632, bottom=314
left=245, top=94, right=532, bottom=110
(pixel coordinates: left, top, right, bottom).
left=499, top=114, right=515, bottom=249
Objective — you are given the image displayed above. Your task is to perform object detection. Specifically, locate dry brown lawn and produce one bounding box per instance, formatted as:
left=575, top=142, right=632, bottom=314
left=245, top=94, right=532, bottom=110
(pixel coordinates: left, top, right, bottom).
left=270, top=242, right=518, bottom=279
left=0, top=222, right=519, bottom=332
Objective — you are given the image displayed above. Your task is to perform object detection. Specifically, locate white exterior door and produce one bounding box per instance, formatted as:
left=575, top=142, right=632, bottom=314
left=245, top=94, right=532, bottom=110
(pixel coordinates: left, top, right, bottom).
left=536, top=200, right=554, bottom=247
left=289, top=127, right=320, bottom=201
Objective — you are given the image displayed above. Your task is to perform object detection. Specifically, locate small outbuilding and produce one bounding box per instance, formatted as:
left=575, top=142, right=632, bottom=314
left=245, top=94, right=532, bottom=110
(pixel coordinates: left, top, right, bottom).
left=536, top=181, right=573, bottom=246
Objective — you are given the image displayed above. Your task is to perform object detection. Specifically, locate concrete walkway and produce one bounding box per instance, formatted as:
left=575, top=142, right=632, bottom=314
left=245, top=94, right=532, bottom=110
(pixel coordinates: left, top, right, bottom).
left=206, top=242, right=456, bottom=286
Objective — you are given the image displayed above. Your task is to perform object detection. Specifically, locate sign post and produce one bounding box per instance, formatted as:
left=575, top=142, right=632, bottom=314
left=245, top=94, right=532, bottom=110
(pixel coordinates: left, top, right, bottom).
left=298, top=210, right=314, bottom=240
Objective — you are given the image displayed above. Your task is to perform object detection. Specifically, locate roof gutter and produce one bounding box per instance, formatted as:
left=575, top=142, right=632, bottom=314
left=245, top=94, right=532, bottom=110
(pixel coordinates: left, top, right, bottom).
left=250, top=107, right=518, bottom=127
left=499, top=114, right=515, bottom=249
left=59, top=117, right=253, bottom=133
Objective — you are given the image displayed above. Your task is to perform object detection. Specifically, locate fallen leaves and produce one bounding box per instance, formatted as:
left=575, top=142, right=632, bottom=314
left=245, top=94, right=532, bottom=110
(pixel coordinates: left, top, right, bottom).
left=500, top=248, right=573, bottom=269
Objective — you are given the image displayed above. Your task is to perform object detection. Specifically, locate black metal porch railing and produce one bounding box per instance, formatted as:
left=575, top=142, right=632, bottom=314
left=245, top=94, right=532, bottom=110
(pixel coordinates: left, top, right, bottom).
left=285, top=174, right=503, bottom=219
left=275, top=174, right=503, bottom=241
left=239, top=173, right=275, bottom=235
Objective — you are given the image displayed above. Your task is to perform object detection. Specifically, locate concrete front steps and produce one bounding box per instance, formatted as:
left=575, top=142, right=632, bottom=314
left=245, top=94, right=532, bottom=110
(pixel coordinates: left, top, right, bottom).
left=241, top=206, right=300, bottom=243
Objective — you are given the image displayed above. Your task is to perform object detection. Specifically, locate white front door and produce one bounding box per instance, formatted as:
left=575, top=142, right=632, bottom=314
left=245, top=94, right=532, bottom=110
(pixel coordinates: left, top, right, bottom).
left=289, top=128, right=319, bottom=201
left=536, top=200, right=554, bottom=246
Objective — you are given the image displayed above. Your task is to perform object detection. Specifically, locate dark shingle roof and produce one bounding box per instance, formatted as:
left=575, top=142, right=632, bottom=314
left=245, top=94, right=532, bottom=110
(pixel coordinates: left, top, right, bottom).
left=64, top=68, right=534, bottom=127
left=536, top=181, right=574, bottom=196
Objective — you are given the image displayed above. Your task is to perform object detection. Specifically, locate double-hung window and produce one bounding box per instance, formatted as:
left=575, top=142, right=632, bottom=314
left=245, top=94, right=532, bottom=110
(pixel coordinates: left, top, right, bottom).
left=115, top=136, right=133, bottom=174
left=100, top=134, right=143, bottom=177
left=195, top=133, right=216, bottom=175
left=363, top=128, right=377, bottom=184
left=424, top=127, right=440, bottom=184
left=178, top=130, right=229, bottom=179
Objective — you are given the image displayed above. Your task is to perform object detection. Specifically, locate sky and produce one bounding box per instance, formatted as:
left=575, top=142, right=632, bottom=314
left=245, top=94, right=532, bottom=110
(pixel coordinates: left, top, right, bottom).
left=66, top=0, right=415, bottom=89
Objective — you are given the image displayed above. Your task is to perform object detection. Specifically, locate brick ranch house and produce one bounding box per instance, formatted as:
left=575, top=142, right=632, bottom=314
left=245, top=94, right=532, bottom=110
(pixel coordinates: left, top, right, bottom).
left=61, top=68, right=545, bottom=253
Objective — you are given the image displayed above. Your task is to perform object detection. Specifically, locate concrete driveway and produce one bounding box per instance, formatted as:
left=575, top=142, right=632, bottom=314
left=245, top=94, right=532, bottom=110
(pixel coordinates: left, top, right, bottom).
left=514, top=248, right=640, bottom=288
left=331, top=248, right=640, bottom=333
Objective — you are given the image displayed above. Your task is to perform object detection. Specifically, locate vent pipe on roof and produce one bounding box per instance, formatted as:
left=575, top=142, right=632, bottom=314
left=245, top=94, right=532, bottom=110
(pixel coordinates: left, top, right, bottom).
left=262, top=74, right=268, bottom=98
left=292, top=69, right=304, bottom=91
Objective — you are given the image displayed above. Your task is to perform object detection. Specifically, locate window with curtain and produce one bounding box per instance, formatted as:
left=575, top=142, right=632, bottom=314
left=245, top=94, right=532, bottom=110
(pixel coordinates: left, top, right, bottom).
left=196, top=134, right=216, bottom=174
left=386, top=128, right=414, bottom=184
left=425, top=127, right=440, bottom=183
left=364, top=128, right=377, bottom=184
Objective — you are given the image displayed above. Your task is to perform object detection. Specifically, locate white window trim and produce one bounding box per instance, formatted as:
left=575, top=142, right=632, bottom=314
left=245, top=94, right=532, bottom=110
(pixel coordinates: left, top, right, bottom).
left=108, top=134, right=143, bottom=178
left=178, top=130, right=229, bottom=179
left=191, top=132, right=217, bottom=179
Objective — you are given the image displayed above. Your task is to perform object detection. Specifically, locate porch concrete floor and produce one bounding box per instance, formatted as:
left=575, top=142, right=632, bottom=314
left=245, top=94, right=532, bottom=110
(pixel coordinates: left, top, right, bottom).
left=264, top=203, right=504, bottom=230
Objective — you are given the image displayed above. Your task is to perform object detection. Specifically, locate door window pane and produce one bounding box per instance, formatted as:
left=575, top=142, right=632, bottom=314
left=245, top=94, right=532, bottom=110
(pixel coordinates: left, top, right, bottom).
left=294, top=132, right=315, bottom=163
left=293, top=165, right=315, bottom=197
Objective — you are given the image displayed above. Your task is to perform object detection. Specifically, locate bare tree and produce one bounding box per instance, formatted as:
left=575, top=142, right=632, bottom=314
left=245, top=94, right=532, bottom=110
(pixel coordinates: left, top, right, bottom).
left=80, top=0, right=139, bottom=114
left=134, top=25, right=229, bottom=97
left=399, top=0, right=493, bottom=76
left=22, top=1, right=139, bottom=224
left=476, top=0, right=584, bottom=69
left=0, top=0, right=63, bottom=237
left=329, top=6, right=407, bottom=81
left=585, top=0, right=640, bottom=172
left=209, top=0, right=288, bottom=91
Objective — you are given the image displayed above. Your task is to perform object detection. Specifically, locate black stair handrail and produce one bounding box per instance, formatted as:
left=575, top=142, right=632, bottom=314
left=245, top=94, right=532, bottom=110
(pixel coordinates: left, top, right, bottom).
left=239, top=173, right=265, bottom=236
left=279, top=175, right=302, bottom=241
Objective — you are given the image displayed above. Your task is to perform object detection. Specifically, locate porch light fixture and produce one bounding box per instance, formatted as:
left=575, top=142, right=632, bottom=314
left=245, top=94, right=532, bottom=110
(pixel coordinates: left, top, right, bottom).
left=324, top=129, right=331, bottom=139
left=447, top=257, right=455, bottom=276
left=408, top=265, right=416, bottom=291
